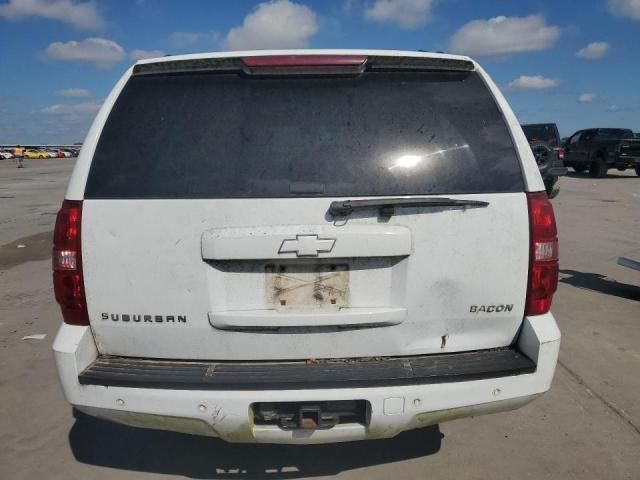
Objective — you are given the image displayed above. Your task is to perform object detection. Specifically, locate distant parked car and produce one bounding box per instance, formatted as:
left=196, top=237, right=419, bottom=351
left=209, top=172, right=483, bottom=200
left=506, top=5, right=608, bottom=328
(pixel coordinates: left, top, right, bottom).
left=564, top=128, right=640, bottom=177
left=24, top=149, right=48, bottom=159
left=521, top=123, right=567, bottom=198
left=62, top=148, right=79, bottom=157
left=0, top=151, right=13, bottom=159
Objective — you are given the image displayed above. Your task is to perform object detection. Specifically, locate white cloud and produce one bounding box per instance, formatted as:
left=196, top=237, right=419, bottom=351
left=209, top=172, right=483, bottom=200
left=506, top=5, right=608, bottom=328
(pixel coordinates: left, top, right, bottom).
left=449, top=14, right=560, bottom=56
left=41, top=102, right=101, bottom=116
left=225, top=0, right=319, bottom=50
left=364, top=0, right=434, bottom=29
left=54, top=88, right=91, bottom=98
left=609, top=0, right=640, bottom=19
left=129, top=49, right=165, bottom=61
left=578, top=93, right=597, bottom=103
left=44, top=38, right=125, bottom=67
left=169, top=31, right=220, bottom=49
left=507, top=75, right=559, bottom=91
left=575, top=42, right=610, bottom=59
left=0, top=0, right=103, bottom=29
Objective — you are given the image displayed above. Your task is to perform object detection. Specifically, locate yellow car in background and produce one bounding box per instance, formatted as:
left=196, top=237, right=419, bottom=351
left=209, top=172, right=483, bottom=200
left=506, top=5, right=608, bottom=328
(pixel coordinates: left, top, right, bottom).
left=24, top=149, right=49, bottom=159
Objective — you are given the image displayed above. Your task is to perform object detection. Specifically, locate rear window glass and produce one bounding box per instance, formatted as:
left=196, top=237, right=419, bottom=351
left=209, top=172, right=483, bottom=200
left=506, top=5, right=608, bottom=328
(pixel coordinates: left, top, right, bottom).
left=521, top=124, right=558, bottom=145
left=85, top=70, right=523, bottom=198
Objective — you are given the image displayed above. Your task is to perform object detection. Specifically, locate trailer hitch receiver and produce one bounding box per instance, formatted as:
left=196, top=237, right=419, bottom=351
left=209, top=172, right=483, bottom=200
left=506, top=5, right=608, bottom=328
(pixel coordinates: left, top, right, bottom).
left=253, top=400, right=369, bottom=431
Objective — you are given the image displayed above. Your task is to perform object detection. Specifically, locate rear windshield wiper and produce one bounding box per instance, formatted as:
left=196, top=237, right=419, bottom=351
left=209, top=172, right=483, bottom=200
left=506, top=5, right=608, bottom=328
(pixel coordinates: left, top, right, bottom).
left=329, top=197, right=489, bottom=217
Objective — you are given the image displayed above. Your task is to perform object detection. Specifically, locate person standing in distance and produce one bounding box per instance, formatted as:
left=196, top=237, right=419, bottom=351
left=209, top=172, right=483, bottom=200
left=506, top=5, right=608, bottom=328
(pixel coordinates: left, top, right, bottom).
left=14, top=145, right=24, bottom=168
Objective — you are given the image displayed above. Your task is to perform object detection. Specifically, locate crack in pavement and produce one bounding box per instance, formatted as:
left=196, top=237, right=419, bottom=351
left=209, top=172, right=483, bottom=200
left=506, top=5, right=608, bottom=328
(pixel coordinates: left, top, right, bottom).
left=558, top=359, right=640, bottom=436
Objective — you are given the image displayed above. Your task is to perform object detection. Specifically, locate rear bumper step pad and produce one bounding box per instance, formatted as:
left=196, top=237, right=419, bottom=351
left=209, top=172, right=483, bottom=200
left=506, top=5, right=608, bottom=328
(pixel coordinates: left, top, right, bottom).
left=78, top=348, right=535, bottom=391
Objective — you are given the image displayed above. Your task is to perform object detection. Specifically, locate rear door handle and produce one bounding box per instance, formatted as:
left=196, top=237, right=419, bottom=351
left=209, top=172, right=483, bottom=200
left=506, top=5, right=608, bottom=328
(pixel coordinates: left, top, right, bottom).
left=209, top=307, right=407, bottom=330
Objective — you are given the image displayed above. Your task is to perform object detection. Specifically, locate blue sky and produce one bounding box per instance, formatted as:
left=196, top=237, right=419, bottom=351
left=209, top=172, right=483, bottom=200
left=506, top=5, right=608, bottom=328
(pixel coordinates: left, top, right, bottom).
left=1, top=0, right=639, bottom=143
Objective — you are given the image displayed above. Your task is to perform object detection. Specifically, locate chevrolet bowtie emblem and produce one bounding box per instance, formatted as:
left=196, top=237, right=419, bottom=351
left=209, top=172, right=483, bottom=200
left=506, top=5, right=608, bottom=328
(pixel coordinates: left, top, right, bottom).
left=278, top=234, right=336, bottom=257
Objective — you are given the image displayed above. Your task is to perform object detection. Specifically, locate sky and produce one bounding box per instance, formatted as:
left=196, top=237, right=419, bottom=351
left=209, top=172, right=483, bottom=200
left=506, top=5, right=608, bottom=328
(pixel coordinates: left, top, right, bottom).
left=1, top=0, right=639, bottom=143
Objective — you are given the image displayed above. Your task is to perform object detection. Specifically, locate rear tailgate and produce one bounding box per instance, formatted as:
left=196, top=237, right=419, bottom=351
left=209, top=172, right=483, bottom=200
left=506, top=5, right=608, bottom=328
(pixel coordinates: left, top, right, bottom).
left=620, top=138, right=640, bottom=158
left=80, top=55, right=530, bottom=360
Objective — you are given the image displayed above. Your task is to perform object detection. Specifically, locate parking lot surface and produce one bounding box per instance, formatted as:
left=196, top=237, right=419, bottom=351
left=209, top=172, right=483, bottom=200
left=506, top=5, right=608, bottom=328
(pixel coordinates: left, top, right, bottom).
left=1, top=158, right=639, bottom=480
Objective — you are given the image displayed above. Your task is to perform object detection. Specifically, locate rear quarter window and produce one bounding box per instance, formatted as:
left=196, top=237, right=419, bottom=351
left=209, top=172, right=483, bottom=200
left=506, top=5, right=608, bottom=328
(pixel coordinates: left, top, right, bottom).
left=85, top=69, right=524, bottom=198
left=595, top=129, right=634, bottom=141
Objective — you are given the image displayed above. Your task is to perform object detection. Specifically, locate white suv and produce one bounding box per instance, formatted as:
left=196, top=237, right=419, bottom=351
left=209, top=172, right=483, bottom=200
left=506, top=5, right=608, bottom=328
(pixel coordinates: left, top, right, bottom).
left=53, top=50, right=560, bottom=444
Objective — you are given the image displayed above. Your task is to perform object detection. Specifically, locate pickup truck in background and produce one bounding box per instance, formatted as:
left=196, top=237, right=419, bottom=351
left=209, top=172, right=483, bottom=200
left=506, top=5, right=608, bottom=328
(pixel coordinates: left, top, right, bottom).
left=564, top=128, right=640, bottom=178
left=521, top=123, right=567, bottom=198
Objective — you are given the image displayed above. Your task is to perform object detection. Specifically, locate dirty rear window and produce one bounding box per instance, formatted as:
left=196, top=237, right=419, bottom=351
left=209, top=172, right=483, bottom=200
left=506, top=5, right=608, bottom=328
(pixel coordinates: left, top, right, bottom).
left=85, top=70, right=523, bottom=198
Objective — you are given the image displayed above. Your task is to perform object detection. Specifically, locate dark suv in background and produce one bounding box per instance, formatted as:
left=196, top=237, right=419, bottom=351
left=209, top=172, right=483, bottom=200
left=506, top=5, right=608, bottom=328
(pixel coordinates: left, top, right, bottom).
left=564, top=128, right=640, bottom=177
left=521, top=123, right=567, bottom=198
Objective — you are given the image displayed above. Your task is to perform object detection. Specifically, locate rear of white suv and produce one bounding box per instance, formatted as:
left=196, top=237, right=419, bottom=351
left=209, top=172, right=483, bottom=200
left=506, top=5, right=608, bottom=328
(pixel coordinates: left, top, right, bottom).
left=53, top=50, right=560, bottom=444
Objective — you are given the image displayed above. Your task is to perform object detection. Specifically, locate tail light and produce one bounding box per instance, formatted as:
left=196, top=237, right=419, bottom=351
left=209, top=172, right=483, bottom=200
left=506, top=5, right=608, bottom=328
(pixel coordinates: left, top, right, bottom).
left=526, top=192, right=559, bottom=316
left=52, top=200, right=89, bottom=325
left=557, top=147, right=565, bottom=160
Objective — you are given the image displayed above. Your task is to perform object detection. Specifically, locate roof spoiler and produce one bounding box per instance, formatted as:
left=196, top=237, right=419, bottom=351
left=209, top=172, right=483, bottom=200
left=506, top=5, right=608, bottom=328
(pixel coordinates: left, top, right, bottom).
left=132, top=55, right=475, bottom=76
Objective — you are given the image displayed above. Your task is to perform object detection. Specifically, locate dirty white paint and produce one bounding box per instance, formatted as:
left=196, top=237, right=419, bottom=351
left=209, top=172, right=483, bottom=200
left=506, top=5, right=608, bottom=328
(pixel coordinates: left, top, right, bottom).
left=63, top=49, right=541, bottom=360
left=202, top=224, right=412, bottom=260
left=53, top=315, right=560, bottom=443
left=81, top=193, right=529, bottom=360
left=52, top=50, right=559, bottom=443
